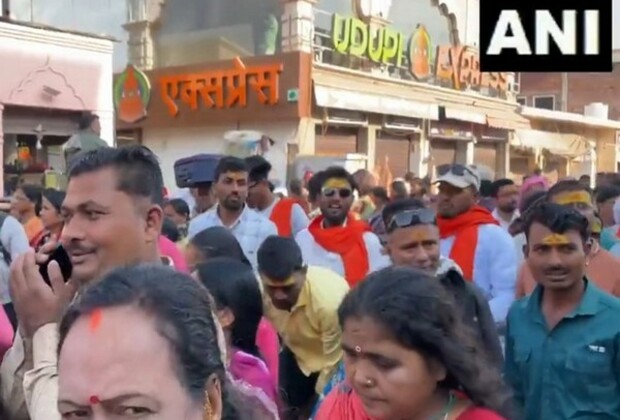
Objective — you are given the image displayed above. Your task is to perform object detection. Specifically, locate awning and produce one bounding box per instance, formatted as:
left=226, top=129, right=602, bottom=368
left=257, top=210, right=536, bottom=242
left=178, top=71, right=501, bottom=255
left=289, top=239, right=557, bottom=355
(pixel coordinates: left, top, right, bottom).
left=314, top=84, right=439, bottom=120
left=444, top=107, right=487, bottom=124
left=513, top=129, right=590, bottom=156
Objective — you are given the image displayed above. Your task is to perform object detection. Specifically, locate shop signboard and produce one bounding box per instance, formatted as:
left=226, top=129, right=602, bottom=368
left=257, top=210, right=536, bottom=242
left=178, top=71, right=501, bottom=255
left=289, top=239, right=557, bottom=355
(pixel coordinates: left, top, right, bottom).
left=329, top=15, right=509, bottom=97
left=159, top=57, right=283, bottom=117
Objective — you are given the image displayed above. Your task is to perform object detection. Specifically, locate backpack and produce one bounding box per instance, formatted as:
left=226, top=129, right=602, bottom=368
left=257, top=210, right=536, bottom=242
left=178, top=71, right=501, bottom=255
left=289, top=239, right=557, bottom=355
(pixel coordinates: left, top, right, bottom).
left=0, top=213, right=12, bottom=265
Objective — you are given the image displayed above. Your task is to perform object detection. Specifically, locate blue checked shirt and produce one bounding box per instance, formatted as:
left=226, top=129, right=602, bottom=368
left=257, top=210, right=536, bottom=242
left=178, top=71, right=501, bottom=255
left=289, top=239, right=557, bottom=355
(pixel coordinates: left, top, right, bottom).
left=188, top=205, right=278, bottom=269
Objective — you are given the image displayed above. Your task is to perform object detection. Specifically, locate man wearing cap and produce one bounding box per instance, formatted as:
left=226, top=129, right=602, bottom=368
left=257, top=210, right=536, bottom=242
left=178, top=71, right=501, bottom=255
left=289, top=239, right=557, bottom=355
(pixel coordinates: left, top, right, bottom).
left=435, top=164, right=518, bottom=324
left=245, top=155, right=309, bottom=237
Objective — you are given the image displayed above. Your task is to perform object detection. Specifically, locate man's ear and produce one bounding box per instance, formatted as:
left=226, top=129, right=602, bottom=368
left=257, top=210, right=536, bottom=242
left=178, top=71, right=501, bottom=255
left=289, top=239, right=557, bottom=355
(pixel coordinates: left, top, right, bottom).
left=584, top=237, right=593, bottom=257
left=146, top=205, right=164, bottom=243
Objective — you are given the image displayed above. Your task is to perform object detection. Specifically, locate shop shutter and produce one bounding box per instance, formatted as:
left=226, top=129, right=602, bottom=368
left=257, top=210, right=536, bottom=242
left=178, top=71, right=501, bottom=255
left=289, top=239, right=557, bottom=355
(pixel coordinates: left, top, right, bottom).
left=429, top=139, right=456, bottom=167
left=375, top=135, right=411, bottom=178
left=315, top=127, right=357, bottom=156
left=473, top=142, right=497, bottom=172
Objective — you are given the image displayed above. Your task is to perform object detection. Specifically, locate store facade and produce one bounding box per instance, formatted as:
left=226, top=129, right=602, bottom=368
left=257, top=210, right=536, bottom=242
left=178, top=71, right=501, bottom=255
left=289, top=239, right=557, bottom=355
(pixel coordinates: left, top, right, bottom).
left=0, top=20, right=114, bottom=195
left=303, top=0, right=529, bottom=180
left=115, top=52, right=312, bottom=188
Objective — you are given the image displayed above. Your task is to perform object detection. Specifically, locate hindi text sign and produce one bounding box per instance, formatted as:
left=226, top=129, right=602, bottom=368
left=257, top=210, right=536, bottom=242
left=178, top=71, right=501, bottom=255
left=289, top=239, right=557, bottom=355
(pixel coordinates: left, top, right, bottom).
left=160, top=57, right=283, bottom=117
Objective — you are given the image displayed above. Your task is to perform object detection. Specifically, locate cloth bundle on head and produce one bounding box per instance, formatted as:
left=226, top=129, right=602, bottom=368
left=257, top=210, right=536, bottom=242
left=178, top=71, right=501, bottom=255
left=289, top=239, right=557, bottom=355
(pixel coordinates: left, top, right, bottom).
left=519, top=175, right=549, bottom=204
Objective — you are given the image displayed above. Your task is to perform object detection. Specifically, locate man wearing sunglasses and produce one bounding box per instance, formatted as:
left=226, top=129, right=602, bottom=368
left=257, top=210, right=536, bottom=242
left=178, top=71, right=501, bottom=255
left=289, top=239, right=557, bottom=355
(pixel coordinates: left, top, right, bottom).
left=381, top=198, right=503, bottom=365
left=435, top=164, right=518, bottom=324
left=295, top=166, right=389, bottom=287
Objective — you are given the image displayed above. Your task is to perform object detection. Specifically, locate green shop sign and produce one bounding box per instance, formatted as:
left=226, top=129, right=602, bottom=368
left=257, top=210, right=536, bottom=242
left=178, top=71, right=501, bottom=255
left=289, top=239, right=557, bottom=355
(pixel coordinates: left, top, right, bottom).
left=331, top=14, right=406, bottom=67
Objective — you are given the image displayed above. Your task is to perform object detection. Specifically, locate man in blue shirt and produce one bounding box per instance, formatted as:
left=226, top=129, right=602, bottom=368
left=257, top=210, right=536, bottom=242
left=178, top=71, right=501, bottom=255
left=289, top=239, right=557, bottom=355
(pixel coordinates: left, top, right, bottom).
left=504, top=202, right=620, bottom=419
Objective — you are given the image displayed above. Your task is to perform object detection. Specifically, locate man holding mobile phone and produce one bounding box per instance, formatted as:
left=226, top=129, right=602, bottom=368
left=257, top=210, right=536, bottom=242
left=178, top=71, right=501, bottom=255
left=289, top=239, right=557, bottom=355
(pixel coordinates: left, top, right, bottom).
left=1, top=145, right=166, bottom=420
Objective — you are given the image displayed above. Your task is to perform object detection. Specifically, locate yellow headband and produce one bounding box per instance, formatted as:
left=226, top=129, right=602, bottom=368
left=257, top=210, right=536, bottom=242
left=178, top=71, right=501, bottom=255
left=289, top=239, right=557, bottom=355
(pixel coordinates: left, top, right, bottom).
left=323, top=178, right=351, bottom=190
left=261, top=274, right=296, bottom=288
left=541, top=233, right=571, bottom=246
left=552, top=191, right=592, bottom=206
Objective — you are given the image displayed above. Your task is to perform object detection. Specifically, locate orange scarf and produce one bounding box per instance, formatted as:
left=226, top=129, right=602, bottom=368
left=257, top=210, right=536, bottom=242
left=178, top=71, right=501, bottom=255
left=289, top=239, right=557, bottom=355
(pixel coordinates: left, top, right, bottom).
left=270, top=198, right=296, bottom=237
left=308, top=214, right=371, bottom=286
left=436, top=206, right=498, bottom=281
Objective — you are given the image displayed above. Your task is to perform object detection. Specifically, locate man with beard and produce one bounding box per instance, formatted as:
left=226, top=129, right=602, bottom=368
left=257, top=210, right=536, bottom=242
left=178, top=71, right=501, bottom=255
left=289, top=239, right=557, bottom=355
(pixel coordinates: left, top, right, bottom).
left=435, top=164, right=517, bottom=323
left=1, top=146, right=165, bottom=420
left=504, top=203, right=620, bottom=420
left=188, top=156, right=277, bottom=269
left=295, top=167, right=389, bottom=287
left=491, top=179, right=520, bottom=231
left=258, top=236, right=349, bottom=420
left=382, top=198, right=502, bottom=365
left=516, top=180, right=620, bottom=297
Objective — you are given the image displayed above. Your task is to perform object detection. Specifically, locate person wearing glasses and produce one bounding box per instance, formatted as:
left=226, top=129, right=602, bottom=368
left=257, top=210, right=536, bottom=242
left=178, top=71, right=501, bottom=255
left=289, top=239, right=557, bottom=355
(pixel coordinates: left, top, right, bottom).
left=435, top=164, right=518, bottom=324
left=381, top=198, right=503, bottom=365
left=294, top=167, right=390, bottom=287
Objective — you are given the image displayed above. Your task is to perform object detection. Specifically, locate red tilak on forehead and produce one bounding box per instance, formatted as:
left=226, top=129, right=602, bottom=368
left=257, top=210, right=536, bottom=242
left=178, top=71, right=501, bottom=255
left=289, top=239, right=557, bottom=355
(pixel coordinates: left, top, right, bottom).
left=89, top=395, right=101, bottom=405
left=89, top=309, right=103, bottom=333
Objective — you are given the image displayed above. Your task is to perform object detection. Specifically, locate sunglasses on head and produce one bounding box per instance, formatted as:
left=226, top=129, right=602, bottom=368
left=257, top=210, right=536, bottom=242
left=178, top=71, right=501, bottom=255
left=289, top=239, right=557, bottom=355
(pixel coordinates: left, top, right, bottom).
left=437, top=164, right=477, bottom=178
left=322, top=187, right=352, bottom=198
left=387, top=208, right=436, bottom=233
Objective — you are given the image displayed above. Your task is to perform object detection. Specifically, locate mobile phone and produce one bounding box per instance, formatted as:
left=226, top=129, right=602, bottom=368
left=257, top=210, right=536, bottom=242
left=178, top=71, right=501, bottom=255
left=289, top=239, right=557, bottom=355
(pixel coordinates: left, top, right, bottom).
left=39, top=245, right=73, bottom=286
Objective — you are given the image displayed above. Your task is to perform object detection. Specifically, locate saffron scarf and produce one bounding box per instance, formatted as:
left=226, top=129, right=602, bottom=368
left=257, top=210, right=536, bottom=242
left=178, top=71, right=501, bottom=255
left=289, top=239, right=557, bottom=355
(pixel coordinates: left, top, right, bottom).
left=307, top=214, right=371, bottom=286
left=437, top=206, right=499, bottom=281
left=270, top=198, right=296, bottom=237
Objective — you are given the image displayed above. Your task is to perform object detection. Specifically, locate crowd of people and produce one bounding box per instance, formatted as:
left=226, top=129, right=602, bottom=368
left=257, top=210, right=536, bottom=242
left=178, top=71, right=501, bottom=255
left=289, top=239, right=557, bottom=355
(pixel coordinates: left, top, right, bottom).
left=0, top=144, right=617, bottom=419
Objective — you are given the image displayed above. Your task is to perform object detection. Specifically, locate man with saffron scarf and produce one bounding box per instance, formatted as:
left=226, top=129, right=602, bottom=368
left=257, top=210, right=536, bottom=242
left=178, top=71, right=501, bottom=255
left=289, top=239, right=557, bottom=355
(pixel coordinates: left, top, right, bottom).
left=435, top=164, right=517, bottom=323
left=295, top=166, right=389, bottom=287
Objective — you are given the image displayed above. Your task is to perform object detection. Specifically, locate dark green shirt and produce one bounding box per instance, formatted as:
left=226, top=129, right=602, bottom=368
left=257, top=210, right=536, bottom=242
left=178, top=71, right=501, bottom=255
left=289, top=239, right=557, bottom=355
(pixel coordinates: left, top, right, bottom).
left=504, top=280, right=620, bottom=420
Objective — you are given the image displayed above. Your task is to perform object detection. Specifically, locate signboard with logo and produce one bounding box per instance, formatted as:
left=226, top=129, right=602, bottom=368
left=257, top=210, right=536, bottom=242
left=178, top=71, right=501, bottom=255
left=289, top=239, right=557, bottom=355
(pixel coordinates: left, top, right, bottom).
left=114, top=65, right=151, bottom=124
left=329, top=13, right=509, bottom=97
left=114, top=53, right=311, bottom=129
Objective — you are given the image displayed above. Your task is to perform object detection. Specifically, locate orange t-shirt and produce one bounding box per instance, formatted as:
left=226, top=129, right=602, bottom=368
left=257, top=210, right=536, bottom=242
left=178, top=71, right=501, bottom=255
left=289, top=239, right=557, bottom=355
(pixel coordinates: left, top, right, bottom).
left=24, top=217, right=44, bottom=244
left=516, top=244, right=620, bottom=298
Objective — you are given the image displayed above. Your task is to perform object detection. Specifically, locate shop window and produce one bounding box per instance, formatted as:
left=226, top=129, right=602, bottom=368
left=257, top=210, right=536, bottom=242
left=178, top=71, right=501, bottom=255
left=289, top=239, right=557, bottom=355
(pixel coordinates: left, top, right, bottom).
left=156, top=0, right=281, bottom=66
left=533, top=96, right=555, bottom=110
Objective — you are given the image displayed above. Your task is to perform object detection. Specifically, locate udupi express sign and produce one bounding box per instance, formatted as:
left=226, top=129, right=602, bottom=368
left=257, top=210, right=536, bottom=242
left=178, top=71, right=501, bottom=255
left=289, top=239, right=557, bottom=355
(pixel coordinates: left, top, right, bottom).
left=330, top=14, right=509, bottom=96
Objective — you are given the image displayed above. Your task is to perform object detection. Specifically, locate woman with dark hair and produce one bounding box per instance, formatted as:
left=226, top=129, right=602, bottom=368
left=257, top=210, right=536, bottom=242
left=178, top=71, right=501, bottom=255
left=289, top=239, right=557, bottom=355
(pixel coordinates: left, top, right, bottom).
left=31, top=188, right=66, bottom=250
left=57, top=264, right=249, bottom=419
left=186, top=226, right=251, bottom=271
left=10, top=184, right=44, bottom=245
left=316, top=267, right=511, bottom=420
left=195, top=258, right=279, bottom=419
left=186, top=227, right=279, bottom=395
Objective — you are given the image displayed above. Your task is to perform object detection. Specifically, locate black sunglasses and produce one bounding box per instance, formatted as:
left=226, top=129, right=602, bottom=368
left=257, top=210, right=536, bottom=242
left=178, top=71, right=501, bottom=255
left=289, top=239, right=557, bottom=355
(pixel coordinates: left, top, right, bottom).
left=322, top=187, right=352, bottom=198
left=437, top=164, right=477, bottom=178
left=387, top=209, right=436, bottom=233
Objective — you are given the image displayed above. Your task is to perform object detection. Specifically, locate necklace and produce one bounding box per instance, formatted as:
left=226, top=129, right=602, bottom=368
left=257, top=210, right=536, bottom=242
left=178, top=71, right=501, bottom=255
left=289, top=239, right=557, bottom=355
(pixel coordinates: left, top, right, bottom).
left=429, top=391, right=456, bottom=420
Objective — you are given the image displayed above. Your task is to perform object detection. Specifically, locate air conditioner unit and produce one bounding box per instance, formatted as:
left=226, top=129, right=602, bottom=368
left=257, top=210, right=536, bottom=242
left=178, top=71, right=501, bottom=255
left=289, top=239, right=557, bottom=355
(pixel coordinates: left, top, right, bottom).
left=322, top=108, right=368, bottom=127
left=382, top=116, right=422, bottom=133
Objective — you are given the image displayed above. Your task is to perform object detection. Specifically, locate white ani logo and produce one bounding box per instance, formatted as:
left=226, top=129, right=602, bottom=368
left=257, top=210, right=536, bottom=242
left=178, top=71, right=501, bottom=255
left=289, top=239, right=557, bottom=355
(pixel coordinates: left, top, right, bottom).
left=486, top=10, right=600, bottom=55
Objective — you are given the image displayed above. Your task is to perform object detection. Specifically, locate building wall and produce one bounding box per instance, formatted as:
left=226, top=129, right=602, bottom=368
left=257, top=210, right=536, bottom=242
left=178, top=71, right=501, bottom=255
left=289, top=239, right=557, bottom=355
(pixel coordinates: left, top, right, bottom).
left=519, top=67, right=620, bottom=120
left=0, top=21, right=115, bottom=143
left=144, top=120, right=301, bottom=191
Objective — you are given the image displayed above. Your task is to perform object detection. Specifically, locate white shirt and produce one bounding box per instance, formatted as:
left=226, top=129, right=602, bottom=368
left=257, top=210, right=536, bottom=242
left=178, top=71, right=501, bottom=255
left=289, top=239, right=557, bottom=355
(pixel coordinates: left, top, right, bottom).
left=492, top=209, right=520, bottom=231
left=259, top=197, right=309, bottom=237
left=188, top=205, right=277, bottom=269
left=295, top=227, right=390, bottom=280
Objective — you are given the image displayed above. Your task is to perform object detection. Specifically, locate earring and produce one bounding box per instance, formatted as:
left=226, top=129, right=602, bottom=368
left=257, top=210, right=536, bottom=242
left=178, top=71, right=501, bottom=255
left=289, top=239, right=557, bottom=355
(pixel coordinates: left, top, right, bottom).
left=204, top=391, right=214, bottom=420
